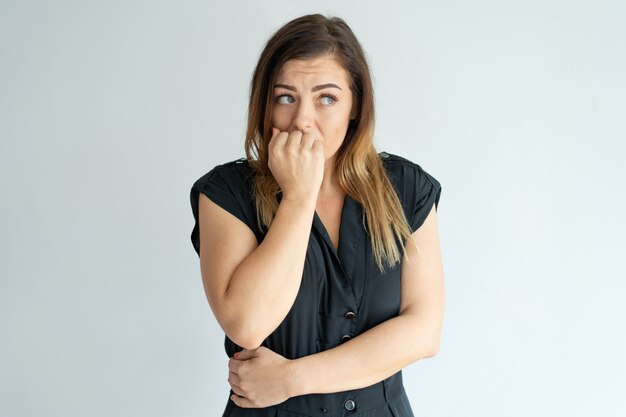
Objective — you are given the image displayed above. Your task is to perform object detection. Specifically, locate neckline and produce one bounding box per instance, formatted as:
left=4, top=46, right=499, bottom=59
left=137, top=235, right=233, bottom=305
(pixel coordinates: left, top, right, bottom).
left=313, top=193, right=349, bottom=256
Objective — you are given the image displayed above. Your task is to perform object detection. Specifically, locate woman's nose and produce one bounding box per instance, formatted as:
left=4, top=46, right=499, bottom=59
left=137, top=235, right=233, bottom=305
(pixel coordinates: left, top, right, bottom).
left=291, top=101, right=313, bottom=132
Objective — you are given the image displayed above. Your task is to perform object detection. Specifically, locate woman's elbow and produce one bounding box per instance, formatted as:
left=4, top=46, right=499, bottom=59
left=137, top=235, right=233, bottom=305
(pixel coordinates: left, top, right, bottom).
left=426, top=341, right=440, bottom=358
left=416, top=330, right=441, bottom=360
left=413, top=341, right=439, bottom=361
left=224, top=319, right=265, bottom=350
left=231, top=333, right=263, bottom=350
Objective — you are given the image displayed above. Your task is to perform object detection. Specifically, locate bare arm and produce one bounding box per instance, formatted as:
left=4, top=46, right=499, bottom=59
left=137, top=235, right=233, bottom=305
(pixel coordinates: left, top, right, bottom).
left=199, top=128, right=325, bottom=350
left=198, top=192, right=316, bottom=350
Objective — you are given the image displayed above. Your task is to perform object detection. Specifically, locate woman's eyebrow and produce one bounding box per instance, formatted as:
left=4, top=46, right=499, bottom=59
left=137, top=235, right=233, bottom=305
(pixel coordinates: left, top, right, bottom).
left=274, top=83, right=343, bottom=92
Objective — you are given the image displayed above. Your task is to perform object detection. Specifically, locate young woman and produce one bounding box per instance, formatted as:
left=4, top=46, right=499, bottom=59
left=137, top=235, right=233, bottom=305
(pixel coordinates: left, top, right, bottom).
left=190, top=13, right=444, bottom=417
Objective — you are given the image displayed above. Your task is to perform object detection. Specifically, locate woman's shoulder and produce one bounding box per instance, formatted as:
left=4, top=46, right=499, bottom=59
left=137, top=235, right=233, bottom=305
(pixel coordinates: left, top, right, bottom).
left=192, top=157, right=254, bottom=189
left=378, top=151, right=442, bottom=230
left=189, top=158, right=261, bottom=254
left=379, top=151, right=427, bottom=175
left=378, top=150, right=441, bottom=193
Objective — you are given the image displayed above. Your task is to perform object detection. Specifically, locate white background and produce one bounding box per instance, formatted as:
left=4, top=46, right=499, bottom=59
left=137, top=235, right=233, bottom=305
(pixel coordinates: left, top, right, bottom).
left=1, top=1, right=625, bottom=416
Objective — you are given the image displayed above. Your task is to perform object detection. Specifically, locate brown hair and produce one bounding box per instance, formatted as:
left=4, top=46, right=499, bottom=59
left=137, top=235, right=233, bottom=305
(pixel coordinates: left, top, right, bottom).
left=244, top=14, right=416, bottom=272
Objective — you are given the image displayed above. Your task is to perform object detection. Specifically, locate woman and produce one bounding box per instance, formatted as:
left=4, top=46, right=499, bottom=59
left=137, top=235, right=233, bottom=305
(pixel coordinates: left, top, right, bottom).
left=189, top=13, right=444, bottom=417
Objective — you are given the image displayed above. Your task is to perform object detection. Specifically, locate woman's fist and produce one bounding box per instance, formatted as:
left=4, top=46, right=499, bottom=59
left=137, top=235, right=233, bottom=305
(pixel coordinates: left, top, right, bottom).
left=267, top=127, right=325, bottom=201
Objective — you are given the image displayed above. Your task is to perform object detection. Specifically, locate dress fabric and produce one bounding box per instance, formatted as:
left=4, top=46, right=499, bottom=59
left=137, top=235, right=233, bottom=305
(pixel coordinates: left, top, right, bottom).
left=189, top=152, right=442, bottom=417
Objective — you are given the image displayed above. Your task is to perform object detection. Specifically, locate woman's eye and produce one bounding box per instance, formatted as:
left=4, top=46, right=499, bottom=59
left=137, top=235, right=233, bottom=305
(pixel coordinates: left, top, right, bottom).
left=320, top=95, right=337, bottom=106
left=276, top=95, right=295, bottom=104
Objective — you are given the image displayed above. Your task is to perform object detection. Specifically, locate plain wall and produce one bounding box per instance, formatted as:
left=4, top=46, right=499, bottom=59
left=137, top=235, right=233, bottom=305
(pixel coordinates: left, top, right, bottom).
left=1, top=0, right=624, bottom=416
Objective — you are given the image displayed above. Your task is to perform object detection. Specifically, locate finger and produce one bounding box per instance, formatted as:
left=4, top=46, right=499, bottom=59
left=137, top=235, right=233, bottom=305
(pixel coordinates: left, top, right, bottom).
left=300, top=133, right=318, bottom=149
left=228, top=374, right=244, bottom=396
left=312, top=138, right=324, bottom=154
left=227, top=358, right=240, bottom=375
left=231, top=394, right=255, bottom=408
left=228, top=378, right=244, bottom=394
left=286, top=130, right=303, bottom=149
left=235, top=349, right=254, bottom=361
left=230, top=384, right=245, bottom=397
left=272, top=130, right=289, bottom=150
left=269, top=128, right=280, bottom=149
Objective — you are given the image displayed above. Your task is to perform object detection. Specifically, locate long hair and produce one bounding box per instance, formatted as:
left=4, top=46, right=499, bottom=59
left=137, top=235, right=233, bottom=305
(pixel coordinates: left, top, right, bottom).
left=244, top=14, right=416, bottom=272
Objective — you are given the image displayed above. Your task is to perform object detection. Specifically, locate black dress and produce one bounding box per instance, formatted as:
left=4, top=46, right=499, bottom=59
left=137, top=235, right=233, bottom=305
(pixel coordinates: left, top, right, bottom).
left=189, top=151, right=442, bottom=417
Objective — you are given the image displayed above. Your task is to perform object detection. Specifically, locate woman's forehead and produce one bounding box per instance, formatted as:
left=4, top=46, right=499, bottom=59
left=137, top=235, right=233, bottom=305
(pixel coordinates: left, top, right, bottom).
left=275, top=55, right=350, bottom=86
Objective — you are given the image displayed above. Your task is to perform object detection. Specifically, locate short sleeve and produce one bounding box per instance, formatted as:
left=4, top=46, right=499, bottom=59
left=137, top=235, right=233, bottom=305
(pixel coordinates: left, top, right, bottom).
left=189, top=160, right=259, bottom=256
left=380, top=152, right=442, bottom=232
left=410, top=164, right=442, bottom=231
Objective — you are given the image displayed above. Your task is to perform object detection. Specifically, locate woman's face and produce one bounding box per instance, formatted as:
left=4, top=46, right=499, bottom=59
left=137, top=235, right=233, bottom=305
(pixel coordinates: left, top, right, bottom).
left=271, top=54, right=356, bottom=161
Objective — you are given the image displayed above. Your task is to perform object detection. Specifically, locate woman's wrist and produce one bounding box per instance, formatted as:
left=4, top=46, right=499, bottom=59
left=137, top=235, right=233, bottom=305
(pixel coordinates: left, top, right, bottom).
left=286, top=356, right=311, bottom=398
left=280, top=192, right=319, bottom=208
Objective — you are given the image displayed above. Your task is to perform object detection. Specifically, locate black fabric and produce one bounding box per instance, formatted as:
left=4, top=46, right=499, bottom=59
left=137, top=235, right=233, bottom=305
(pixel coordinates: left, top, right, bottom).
left=189, top=151, right=442, bottom=417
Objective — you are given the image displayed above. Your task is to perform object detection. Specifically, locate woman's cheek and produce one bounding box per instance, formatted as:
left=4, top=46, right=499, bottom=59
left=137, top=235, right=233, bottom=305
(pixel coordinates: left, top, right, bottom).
left=271, top=108, right=292, bottom=129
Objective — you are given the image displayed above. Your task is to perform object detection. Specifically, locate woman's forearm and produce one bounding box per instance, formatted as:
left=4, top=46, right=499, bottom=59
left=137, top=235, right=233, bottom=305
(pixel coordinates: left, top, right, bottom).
left=224, top=195, right=317, bottom=349
left=287, top=313, right=439, bottom=396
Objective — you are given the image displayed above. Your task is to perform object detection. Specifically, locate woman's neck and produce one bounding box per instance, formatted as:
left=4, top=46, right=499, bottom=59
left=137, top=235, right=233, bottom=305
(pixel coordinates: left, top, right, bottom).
left=320, top=157, right=342, bottom=195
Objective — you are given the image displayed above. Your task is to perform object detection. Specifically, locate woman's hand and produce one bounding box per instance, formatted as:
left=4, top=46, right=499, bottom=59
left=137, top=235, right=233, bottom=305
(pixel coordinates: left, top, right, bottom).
left=268, top=127, right=325, bottom=202
left=227, top=346, right=297, bottom=408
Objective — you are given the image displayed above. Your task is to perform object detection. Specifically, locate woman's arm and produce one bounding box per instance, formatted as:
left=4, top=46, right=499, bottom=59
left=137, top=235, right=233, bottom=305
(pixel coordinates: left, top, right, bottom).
left=290, top=308, right=439, bottom=396
left=199, top=130, right=324, bottom=350
left=228, top=204, right=444, bottom=406
left=199, top=192, right=316, bottom=350
left=290, top=204, right=445, bottom=395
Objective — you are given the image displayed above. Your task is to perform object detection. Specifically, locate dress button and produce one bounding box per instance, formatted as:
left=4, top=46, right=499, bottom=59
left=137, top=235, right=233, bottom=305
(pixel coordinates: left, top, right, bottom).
left=340, top=334, right=352, bottom=343
left=344, top=311, right=356, bottom=319
left=344, top=399, right=356, bottom=411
